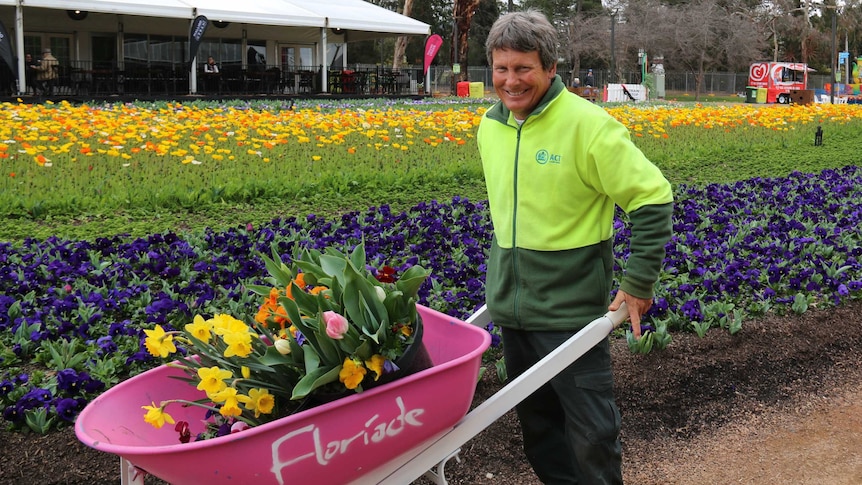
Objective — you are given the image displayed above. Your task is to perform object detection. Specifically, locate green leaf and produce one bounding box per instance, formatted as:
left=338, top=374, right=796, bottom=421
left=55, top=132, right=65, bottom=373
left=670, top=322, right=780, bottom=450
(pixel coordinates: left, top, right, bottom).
left=291, top=365, right=341, bottom=400
left=395, top=265, right=431, bottom=299
left=260, top=251, right=293, bottom=287
left=348, top=241, right=367, bottom=273
left=791, top=293, right=809, bottom=314
left=259, top=346, right=296, bottom=366
left=319, top=253, right=348, bottom=286
left=246, top=283, right=276, bottom=297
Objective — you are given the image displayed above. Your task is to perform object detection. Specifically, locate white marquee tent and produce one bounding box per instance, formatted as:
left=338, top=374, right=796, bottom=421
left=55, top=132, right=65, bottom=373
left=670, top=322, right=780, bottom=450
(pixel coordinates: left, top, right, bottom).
left=0, top=0, right=430, bottom=95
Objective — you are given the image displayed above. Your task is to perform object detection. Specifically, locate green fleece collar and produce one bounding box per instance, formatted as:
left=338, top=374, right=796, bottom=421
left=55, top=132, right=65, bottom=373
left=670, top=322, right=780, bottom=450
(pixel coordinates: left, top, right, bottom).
left=486, top=74, right=566, bottom=124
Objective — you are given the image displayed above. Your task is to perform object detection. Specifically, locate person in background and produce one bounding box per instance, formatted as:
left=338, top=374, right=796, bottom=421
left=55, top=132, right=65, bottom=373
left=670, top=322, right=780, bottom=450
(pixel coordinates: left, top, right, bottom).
left=31, top=48, right=58, bottom=95
left=571, top=76, right=580, bottom=88
left=584, top=68, right=595, bottom=87
left=204, top=56, right=219, bottom=74
left=24, top=53, right=39, bottom=94
left=478, top=10, right=674, bottom=485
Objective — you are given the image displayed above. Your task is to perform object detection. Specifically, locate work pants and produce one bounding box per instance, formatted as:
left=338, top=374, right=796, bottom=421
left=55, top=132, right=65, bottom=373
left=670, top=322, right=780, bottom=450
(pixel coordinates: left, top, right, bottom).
left=502, top=327, right=622, bottom=485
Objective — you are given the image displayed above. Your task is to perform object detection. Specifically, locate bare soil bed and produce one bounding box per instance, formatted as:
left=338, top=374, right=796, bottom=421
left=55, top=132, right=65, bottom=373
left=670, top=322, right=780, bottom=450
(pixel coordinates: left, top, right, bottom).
left=3, top=301, right=861, bottom=485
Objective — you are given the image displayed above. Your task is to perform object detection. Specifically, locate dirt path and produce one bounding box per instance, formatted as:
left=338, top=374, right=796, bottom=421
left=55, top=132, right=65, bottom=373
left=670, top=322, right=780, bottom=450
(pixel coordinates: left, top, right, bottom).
left=625, top=384, right=862, bottom=484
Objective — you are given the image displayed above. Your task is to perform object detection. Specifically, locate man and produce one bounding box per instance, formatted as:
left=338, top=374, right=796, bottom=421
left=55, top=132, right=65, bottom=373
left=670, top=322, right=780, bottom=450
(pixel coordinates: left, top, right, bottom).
left=31, top=48, right=58, bottom=95
left=585, top=68, right=595, bottom=87
left=477, top=10, right=673, bottom=485
left=24, top=53, right=38, bottom=94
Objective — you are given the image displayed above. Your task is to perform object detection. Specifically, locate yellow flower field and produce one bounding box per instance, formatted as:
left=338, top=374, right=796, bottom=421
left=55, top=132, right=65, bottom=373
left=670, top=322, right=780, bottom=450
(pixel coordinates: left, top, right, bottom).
left=1, top=99, right=860, bottom=218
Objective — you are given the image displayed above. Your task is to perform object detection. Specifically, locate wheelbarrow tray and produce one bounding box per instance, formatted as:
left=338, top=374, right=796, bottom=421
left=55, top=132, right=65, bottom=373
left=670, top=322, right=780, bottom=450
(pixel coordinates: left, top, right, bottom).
left=74, top=305, right=491, bottom=485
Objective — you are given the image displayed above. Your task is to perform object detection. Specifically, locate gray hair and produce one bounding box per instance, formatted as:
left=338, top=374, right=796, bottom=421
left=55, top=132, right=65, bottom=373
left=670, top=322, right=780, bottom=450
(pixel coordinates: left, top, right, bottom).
left=485, top=10, right=558, bottom=71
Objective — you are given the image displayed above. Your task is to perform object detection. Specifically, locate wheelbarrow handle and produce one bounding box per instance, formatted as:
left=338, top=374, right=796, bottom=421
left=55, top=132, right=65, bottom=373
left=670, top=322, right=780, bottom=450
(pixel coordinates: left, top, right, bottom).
left=605, top=301, right=630, bottom=329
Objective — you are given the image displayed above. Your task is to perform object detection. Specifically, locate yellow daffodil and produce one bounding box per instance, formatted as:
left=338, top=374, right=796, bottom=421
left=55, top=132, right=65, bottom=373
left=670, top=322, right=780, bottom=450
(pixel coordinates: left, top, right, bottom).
left=184, top=314, right=212, bottom=342
left=210, top=314, right=249, bottom=336
left=222, top=331, right=253, bottom=358
left=245, top=388, right=275, bottom=417
left=142, top=401, right=175, bottom=429
left=196, top=366, right=232, bottom=396
left=211, top=387, right=251, bottom=418
left=143, top=325, right=177, bottom=358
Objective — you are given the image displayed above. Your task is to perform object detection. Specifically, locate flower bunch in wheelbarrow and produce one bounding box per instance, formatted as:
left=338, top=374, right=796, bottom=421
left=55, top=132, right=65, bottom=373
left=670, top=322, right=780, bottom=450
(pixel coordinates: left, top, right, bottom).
left=141, top=242, right=432, bottom=442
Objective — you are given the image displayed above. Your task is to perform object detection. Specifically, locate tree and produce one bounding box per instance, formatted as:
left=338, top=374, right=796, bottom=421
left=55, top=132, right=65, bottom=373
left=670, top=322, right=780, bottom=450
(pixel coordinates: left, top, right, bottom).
left=392, top=0, right=415, bottom=70
left=453, top=0, right=483, bottom=82
left=662, top=0, right=763, bottom=99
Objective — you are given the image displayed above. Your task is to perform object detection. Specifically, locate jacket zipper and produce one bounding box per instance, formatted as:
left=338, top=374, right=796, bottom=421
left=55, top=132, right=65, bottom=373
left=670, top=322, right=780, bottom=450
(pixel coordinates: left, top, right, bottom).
left=512, top=124, right=522, bottom=326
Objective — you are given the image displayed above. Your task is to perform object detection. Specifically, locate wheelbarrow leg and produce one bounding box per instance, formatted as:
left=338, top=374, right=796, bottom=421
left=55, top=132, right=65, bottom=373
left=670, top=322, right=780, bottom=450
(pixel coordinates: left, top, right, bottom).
left=421, top=448, right=462, bottom=485
left=119, top=457, right=145, bottom=485
left=367, top=304, right=629, bottom=484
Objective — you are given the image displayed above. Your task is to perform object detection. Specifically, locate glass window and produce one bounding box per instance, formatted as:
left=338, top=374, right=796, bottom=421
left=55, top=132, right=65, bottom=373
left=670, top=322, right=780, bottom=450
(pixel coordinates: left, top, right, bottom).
left=247, top=40, right=267, bottom=69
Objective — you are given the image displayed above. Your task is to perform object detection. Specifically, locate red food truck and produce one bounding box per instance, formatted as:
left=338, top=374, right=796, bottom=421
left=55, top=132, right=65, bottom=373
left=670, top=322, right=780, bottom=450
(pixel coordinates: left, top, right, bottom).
left=748, top=62, right=811, bottom=104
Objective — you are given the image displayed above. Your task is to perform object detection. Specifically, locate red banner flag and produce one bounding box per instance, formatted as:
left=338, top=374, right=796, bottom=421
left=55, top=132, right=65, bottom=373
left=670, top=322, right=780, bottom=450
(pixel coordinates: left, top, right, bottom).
left=423, top=34, right=443, bottom=76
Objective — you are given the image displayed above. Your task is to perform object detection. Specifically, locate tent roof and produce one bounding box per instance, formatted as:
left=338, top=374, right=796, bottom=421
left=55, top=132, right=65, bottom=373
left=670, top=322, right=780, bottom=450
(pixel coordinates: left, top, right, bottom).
left=191, top=0, right=322, bottom=28
left=13, top=0, right=429, bottom=36
left=291, top=0, right=430, bottom=35
left=23, top=0, right=193, bottom=19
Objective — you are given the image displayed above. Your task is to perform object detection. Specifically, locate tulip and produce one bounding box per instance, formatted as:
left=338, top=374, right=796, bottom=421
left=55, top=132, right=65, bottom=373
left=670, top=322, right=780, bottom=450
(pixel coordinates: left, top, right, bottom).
left=230, top=421, right=249, bottom=434
left=323, top=311, right=349, bottom=339
left=274, top=339, right=291, bottom=355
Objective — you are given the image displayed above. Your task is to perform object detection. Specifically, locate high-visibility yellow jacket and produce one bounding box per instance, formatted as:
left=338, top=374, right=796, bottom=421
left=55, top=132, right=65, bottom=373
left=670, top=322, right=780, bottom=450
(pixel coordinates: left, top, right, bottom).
left=477, top=76, right=674, bottom=330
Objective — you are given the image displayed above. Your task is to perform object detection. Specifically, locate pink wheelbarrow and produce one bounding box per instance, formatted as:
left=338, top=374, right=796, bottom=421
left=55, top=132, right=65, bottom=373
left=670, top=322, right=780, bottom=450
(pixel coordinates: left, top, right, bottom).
left=75, top=304, right=628, bottom=484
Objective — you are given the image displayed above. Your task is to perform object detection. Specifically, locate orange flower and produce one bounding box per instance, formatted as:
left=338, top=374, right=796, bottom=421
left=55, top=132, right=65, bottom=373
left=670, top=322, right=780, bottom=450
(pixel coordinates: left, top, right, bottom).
left=255, top=287, right=289, bottom=328
left=285, top=273, right=306, bottom=300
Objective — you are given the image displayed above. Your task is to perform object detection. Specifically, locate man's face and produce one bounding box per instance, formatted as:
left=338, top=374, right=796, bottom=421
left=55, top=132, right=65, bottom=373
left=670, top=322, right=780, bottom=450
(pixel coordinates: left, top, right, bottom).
left=491, top=48, right=556, bottom=120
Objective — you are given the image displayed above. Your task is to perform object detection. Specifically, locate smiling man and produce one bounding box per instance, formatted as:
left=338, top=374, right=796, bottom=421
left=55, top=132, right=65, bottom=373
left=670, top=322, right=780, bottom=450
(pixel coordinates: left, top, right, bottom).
left=477, top=10, right=674, bottom=485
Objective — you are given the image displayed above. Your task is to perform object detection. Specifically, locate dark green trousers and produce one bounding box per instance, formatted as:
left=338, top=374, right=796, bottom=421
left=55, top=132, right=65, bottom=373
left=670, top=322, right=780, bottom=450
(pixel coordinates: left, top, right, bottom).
left=502, top=327, right=622, bottom=485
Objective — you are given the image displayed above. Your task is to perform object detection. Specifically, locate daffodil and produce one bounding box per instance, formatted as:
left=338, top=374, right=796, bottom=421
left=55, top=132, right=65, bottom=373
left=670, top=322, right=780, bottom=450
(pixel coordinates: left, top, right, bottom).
left=222, top=331, right=254, bottom=358
left=142, top=401, right=175, bottom=429
left=184, top=314, right=212, bottom=342
left=196, top=366, right=232, bottom=396
left=143, top=325, right=177, bottom=358
left=245, top=388, right=275, bottom=417
left=211, top=387, right=251, bottom=418
left=210, top=314, right=249, bottom=336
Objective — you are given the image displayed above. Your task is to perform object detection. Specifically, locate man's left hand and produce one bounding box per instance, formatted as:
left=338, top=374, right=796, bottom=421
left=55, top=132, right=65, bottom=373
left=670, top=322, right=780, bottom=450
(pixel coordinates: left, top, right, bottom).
left=609, top=290, right=652, bottom=339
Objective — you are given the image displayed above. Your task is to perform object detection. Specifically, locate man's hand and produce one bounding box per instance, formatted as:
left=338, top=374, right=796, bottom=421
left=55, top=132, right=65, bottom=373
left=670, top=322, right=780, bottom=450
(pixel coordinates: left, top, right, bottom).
left=609, top=290, right=653, bottom=339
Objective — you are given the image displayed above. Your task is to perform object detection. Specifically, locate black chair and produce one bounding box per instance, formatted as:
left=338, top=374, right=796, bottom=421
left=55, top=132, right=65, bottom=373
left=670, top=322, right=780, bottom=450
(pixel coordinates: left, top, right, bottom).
left=264, top=68, right=280, bottom=94
left=299, top=71, right=315, bottom=93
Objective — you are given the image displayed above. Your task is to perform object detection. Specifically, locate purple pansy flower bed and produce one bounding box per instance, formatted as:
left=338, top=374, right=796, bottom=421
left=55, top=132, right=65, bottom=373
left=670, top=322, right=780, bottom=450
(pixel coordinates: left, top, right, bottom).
left=3, top=166, right=862, bottom=430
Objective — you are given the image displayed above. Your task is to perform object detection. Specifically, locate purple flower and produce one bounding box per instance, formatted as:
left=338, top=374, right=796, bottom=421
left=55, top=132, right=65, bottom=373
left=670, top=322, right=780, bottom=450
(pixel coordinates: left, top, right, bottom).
left=54, top=398, right=81, bottom=422
left=56, top=369, right=81, bottom=393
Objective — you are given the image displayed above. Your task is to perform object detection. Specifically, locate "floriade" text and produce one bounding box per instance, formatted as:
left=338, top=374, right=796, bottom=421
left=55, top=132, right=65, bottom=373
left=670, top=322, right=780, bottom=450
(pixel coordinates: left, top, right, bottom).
left=269, top=396, right=425, bottom=484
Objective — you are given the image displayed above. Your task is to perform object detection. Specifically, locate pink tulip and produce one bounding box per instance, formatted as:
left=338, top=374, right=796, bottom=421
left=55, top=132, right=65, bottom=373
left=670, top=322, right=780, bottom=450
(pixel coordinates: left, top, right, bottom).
left=323, top=311, right=349, bottom=339
left=230, top=421, right=249, bottom=434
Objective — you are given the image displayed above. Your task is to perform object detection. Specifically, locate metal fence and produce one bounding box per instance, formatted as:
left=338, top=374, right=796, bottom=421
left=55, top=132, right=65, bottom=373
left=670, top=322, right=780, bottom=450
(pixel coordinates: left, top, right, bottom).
left=425, top=66, right=835, bottom=96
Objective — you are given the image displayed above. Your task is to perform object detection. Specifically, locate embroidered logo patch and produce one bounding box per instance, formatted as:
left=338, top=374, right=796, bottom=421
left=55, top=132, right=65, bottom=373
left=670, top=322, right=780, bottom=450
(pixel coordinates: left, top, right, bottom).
left=535, top=149, right=561, bottom=165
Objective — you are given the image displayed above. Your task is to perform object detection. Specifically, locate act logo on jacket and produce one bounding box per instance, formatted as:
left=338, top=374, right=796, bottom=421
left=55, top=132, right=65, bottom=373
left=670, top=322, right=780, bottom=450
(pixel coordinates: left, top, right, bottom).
left=535, top=149, right=561, bottom=165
